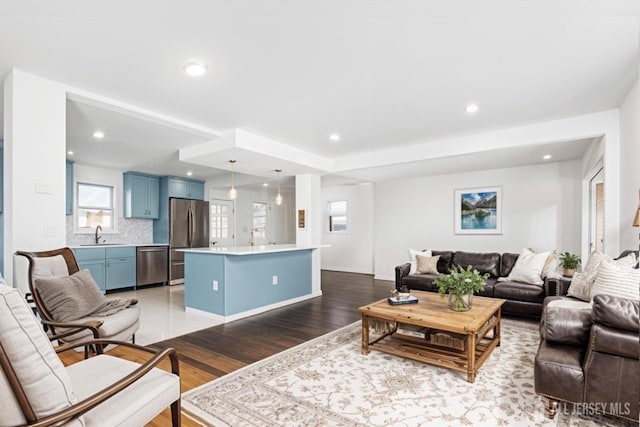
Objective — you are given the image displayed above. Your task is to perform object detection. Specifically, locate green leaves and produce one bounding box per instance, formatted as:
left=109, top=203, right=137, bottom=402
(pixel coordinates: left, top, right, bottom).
left=433, top=265, right=489, bottom=297
left=558, top=252, right=581, bottom=269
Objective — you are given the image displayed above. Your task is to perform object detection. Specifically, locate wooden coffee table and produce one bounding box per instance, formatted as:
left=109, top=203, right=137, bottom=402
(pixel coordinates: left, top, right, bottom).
left=359, top=291, right=505, bottom=383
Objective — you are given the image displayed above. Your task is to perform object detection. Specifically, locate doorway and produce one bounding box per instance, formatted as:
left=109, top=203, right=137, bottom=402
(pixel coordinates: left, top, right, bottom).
left=589, top=168, right=604, bottom=254
left=209, top=198, right=235, bottom=246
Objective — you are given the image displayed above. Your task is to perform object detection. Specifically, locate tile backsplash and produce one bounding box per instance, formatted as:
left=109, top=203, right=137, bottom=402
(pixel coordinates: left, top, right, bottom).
left=66, top=216, right=154, bottom=245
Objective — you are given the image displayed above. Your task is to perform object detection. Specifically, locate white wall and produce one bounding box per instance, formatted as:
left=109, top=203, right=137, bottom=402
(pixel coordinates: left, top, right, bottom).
left=4, top=70, right=67, bottom=292
left=321, top=184, right=374, bottom=274
left=619, top=75, right=640, bottom=251
left=373, top=161, right=582, bottom=280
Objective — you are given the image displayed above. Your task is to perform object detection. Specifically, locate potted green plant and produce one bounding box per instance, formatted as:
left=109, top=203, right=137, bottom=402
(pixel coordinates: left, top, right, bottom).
left=558, top=252, right=581, bottom=277
left=433, top=265, right=489, bottom=312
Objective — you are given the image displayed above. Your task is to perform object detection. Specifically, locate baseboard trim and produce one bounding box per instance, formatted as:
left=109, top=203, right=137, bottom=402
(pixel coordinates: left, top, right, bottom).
left=186, top=291, right=323, bottom=324
left=374, top=274, right=394, bottom=282
left=322, top=266, right=373, bottom=275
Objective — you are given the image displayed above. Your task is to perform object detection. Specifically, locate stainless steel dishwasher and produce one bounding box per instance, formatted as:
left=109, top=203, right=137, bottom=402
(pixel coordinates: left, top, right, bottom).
left=136, top=246, right=168, bottom=287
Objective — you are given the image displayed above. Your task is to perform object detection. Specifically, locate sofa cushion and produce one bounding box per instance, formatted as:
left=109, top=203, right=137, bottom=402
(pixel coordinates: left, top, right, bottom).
left=475, top=277, right=497, bottom=297
left=493, top=280, right=545, bottom=303
left=431, top=250, right=452, bottom=274
left=451, top=251, right=501, bottom=278
left=567, top=251, right=637, bottom=301
left=500, top=253, right=519, bottom=277
left=401, top=274, right=438, bottom=292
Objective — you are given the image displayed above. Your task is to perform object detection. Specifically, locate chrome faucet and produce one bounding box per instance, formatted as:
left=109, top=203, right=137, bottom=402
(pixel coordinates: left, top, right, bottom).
left=95, top=225, right=102, bottom=244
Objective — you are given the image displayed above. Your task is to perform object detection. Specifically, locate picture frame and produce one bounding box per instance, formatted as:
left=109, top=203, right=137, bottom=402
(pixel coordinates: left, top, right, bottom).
left=297, top=209, right=306, bottom=229
left=454, top=186, right=502, bottom=234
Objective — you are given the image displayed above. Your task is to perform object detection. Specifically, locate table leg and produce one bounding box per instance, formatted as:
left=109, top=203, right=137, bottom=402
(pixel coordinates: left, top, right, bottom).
left=495, top=308, right=502, bottom=347
left=361, top=313, right=370, bottom=355
left=467, top=332, right=476, bottom=383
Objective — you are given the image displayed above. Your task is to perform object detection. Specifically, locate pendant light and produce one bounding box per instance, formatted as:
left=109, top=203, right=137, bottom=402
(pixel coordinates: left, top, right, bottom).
left=228, top=160, right=237, bottom=200
left=275, top=169, right=283, bottom=206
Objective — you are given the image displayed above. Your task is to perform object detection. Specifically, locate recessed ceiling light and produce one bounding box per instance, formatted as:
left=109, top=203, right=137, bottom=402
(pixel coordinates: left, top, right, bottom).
left=148, top=164, right=155, bottom=168
left=186, top=171, right=193, bottom=176
left=263, top=183, right=269, bottom=187
left=93, top=130, right=105, bottom=139
left=543, top=154, right=552, bottom=160
left=183, top=62, right=207, bottom=77
left=329, top=133, right=341, bottom=142
left=465, top=103, right=479, bottom=114
left=67, top=150, right=74, bottom=156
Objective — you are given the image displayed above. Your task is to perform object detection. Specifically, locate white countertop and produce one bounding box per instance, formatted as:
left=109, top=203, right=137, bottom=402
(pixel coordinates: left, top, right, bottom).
left=69, top=243, right=169, bottom=249
left=179, top=244, right=328, bottom=256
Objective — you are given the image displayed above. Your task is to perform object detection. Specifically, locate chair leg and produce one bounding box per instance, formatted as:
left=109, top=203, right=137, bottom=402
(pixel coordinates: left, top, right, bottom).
left=544, top=398, right=559, bottom=419
left=171, top=399, right=181, bottom=426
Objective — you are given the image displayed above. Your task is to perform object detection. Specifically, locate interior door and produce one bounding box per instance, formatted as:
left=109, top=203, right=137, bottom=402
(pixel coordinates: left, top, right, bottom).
left=209, top=199, right=235, bottom=246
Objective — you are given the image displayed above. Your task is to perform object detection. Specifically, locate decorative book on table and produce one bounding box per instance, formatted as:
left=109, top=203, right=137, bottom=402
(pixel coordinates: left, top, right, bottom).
left=388, top=295, right=419, bottom=305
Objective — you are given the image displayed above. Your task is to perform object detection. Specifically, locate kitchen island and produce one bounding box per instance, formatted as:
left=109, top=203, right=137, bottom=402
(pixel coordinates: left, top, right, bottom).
left=180, top=244, right=325, bottom=322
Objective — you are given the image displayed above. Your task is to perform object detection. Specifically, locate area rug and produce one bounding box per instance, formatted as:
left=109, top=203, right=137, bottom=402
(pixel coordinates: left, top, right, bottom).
left=182, top=318, right=634, bottom=427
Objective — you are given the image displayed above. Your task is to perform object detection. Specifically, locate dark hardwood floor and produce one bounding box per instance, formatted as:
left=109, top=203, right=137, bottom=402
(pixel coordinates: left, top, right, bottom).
left=152, top=270, right=391, bottom=373
left=59, top=270, right=392, bottom=426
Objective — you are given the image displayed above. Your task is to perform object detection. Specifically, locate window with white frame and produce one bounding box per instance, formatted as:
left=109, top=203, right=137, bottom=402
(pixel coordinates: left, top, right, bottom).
left=77, top=182, right=115, bottom=231
left=252, top=202, right=267, bottom=239
left=327, top=200, right=347, bottom=232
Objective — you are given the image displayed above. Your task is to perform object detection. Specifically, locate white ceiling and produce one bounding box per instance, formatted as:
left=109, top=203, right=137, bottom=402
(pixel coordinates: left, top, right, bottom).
left=0, top=1, right=638, bottom=186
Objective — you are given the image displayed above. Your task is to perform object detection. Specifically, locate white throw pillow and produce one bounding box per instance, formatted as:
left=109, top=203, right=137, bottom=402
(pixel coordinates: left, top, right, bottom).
left=567, top=251, right=637, bottom=301
left=590, top=261, right=640, bottom=301
left=408, top=249, right=431, bottom=274
left=499, top=248, right=551, bottom=285
left=415, top=254, right=440, bottom=275
left=541, top=252, right=563, bottom=279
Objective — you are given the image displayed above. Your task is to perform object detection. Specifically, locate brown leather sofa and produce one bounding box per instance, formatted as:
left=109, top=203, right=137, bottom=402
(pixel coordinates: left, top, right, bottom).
left=534, top=294, right=639, bottom=422
left=395, top=250, right=560, bottom=317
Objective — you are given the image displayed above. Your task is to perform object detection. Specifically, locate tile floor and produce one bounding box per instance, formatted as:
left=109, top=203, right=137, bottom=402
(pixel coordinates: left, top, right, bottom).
left=117, top=285, right=223, bottom=345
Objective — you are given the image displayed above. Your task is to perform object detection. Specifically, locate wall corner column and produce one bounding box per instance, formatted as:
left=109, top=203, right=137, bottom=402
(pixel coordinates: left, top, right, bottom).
left=295, top=174, right=322, bottom=295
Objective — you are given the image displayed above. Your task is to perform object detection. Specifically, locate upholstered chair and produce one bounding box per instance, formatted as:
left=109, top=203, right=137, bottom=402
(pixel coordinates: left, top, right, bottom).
left=16, top=248, right=140, bottom=348
left=0, top=282, right=181, bottom=426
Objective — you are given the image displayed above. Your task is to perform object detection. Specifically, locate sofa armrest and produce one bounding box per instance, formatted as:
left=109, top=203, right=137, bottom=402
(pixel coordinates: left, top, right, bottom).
left=395, top=263, right=411, bottom=289
left=592, top=294, right=639, bottom=333
left=540, top=301, right=592, bottom=346
left=544, top=277, right=572, bottom=296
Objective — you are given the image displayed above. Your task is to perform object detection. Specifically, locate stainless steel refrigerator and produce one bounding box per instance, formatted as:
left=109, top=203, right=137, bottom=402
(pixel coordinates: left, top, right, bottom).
left=169, top=198, right=209, bottom=285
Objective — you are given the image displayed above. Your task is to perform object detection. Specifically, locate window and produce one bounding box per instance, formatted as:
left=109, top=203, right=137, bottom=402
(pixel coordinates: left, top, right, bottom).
left=252, top=202, right=267, bottom=239
left=210, top=199, right=235, bottom=245
left=327, top=200, right=347, bottom=232
left=77, top=182, right=114, bottom=230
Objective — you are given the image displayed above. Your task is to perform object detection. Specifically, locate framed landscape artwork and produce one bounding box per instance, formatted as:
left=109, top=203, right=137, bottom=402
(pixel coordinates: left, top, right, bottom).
left=454, top=187, right=502, bottom=234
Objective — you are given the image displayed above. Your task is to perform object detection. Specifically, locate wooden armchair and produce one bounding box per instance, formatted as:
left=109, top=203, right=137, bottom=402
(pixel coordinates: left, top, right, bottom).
left=0, top=282, right=181, bottom=426
left=15, top=247, right=140, bottom=348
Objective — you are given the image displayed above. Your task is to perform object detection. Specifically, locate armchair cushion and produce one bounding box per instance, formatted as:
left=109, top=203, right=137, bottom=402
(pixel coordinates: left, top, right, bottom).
left=540, top=298, right=592, bottom=346
left=66, top=354, right=180, bottom=426
left=0, top=284, right=82, bottom=426
left=590, top=261, right=640, bottom=301
left=31, top=254, right=70, bottom=281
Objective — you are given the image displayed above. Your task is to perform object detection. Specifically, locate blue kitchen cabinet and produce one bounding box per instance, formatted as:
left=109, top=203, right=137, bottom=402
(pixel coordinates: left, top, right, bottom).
left=73, top=247, right=107, bottom=292
left=123, top=172, right=160, bottom=219
left=167, top=177, right=205, bottom=200
left=73, top=246, right=136, bottom=292
left=66, top=160, right=74, bottom=215
left=105, top=247, right=136, bottom=291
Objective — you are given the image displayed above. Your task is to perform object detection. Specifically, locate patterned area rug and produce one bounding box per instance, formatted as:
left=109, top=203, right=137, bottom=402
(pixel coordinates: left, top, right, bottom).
left=182, top=318, right=634, bottom=427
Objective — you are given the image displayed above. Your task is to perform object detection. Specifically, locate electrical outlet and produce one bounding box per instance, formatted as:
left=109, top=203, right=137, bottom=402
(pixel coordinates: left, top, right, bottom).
left=212, top=280, right=218, bottom=291
left=272, top=275, right=278, bottom=285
